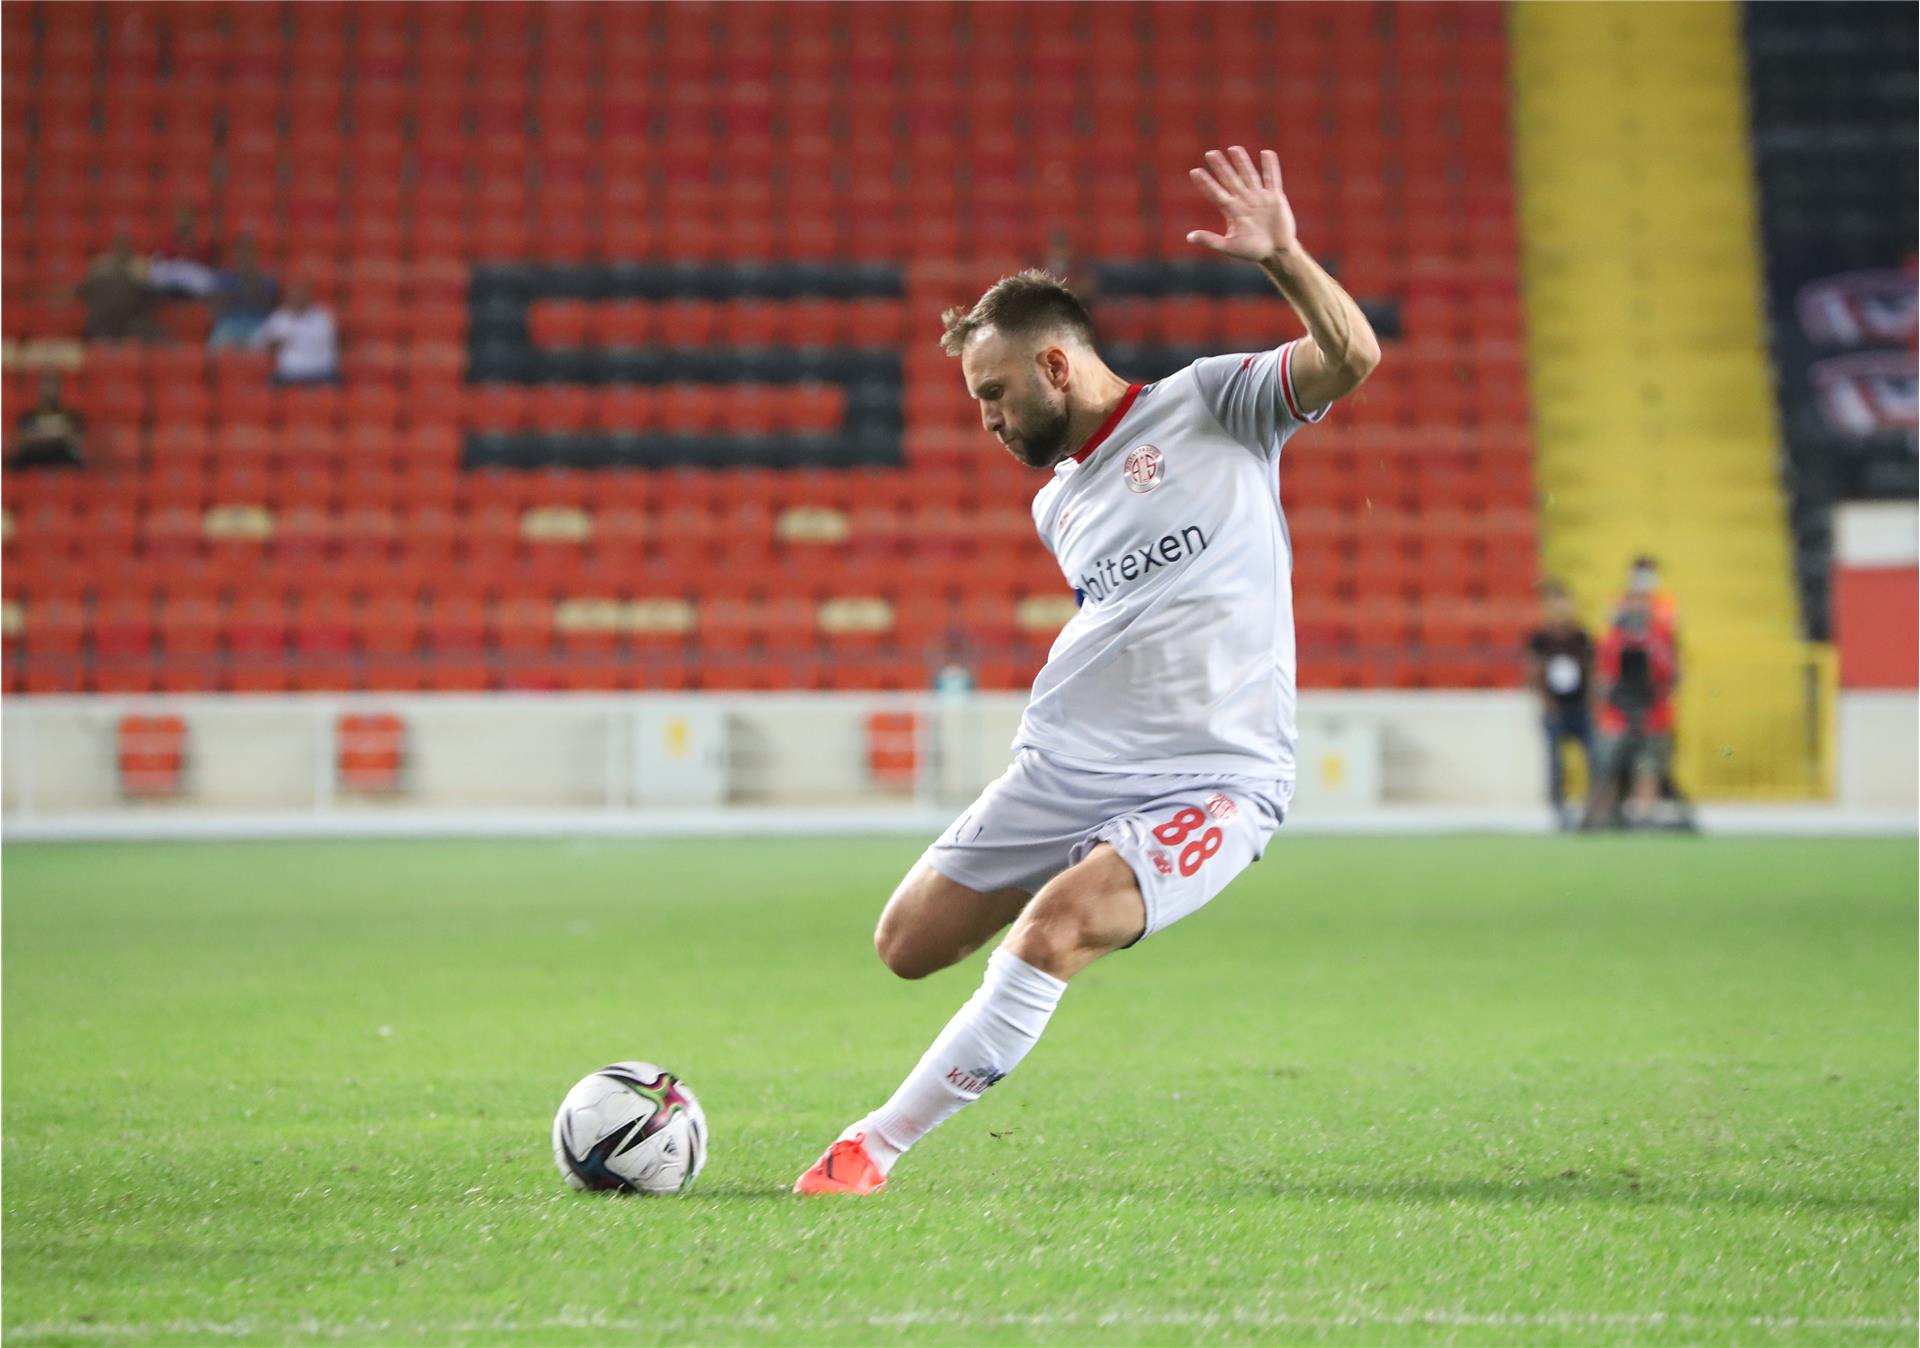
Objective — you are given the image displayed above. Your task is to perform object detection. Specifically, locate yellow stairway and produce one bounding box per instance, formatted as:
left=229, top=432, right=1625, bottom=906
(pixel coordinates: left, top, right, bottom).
left=1509, top=0, right=1831, bottom=798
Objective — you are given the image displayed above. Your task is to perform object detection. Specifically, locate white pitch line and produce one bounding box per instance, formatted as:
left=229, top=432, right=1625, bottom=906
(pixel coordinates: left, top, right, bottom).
left=9, top=1307, right=1917, bottom=1341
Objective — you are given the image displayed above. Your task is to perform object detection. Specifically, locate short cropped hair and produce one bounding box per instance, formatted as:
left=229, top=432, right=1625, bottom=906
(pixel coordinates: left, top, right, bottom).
left=939, top=269, right=1096, bottom=357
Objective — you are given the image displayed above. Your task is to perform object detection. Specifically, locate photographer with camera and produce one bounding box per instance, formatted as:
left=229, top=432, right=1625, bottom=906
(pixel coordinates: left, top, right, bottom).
left=1582, top=589, right=1680, bottom=829
left=1525, top=580, right=1597, bottom=829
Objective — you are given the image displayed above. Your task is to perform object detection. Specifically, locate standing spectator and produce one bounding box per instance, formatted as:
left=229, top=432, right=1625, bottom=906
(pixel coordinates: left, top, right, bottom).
left=1618, top=553, right=1687, bottom=805
left=147, top=206, right=221, bottom=298
left=1524, top=579, right=1595, bottom=827
left=250, top=282, right=340, bottom=385
left=76, top=232, right=162, bottom=341
left=8, top=371, right=85, bottom=470
left=207, top=236, right=280, bottom=350
left=1582, top=590, right=1680, bottom=829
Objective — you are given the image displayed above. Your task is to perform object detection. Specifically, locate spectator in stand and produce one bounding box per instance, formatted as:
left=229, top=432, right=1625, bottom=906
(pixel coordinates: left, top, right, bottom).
left=1524, top=579, right=1595, bottom=827
left=207, top=236, right=280, bottom=350
left=76, top=231, right=162, bottom=341
left=1582, top=588, right=1680, bottom=829
left=147, top=206, right=221, bottom=299
left=8, top=371, right=85, bottom=470
left=250, top=282, right=340, bottom=385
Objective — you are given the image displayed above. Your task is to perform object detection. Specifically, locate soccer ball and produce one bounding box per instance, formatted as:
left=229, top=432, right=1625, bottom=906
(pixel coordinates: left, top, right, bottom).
left=552, top=1061, right=708, bottom=1195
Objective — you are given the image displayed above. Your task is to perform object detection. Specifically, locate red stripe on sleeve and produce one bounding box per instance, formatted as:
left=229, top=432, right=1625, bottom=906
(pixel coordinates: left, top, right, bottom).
left=1279, top=340, right=1307, bottom=422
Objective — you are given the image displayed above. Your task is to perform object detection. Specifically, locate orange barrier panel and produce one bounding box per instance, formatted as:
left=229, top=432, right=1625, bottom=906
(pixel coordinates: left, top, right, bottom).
left=1833, top=566, right=1918, bottom=689
left=337, top=712, right=408, bottom=792
left=116, top=713, right=187, bottom=797
left=865, top=710, right=920, bottom=791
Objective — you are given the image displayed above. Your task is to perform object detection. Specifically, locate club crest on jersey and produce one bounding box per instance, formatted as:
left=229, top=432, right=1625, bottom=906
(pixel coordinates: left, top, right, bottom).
left=1122, top=444, right=1163, bottom=493
left=1205, top=792, right=1239, bottom=822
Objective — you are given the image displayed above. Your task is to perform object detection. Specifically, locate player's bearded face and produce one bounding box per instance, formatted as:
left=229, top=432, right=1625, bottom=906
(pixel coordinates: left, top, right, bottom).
left=1003, top=374, right=1073, bottom=468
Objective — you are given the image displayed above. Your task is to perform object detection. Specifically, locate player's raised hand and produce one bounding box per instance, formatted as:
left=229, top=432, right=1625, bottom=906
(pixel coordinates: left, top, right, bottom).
left=1186, top=147, right=1298, bottom=263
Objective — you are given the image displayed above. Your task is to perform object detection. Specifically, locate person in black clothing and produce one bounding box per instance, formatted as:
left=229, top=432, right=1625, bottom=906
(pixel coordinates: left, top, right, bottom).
left=1525, top=579, right=1595, bottom=826
left=75, top=232, right=163, bottom=342
left=8, top=371, right=85, bottom=470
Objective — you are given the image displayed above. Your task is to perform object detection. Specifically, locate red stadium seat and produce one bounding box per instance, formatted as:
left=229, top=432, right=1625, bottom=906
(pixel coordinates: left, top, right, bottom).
left=225, top=596, right=288, bottom=658
left=158, top=596, right=223, bottom=657
left=91, top=595, right=156, bottom=659
left=292, top=595, right=356, bottom=658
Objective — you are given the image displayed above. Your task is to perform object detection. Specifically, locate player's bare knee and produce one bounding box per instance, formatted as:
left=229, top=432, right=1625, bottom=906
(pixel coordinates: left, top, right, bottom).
left=1006, top=891, right=1116, bottom=979
left=876, top=915, right=958, bottom=981
left=873, top=916, right=927, bottom=979
left=882, top=943, right=944, bottom=980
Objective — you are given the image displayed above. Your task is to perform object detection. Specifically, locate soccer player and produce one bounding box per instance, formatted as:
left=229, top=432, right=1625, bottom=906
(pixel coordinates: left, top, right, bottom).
left=795, top=147, right=1381, bottom=1194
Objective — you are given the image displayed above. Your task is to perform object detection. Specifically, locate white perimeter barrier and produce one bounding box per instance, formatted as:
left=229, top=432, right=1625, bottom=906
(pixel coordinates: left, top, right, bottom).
left=2, top=691, right=1911, bottom=840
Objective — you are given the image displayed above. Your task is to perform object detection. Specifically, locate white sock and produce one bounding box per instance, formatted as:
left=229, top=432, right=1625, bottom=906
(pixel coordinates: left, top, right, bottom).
left=847, top=946, right=1067, bottom=1176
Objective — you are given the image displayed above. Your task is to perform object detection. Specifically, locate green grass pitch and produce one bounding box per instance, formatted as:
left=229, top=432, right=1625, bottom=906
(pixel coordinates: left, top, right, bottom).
left=4, top=835, right=1915, bottom=1346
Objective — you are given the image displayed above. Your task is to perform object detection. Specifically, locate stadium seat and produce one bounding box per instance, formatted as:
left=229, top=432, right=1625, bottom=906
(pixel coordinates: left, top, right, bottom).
left=91, top=595, right=156, bottom=659
left=158, top=596, right=223, bottom=657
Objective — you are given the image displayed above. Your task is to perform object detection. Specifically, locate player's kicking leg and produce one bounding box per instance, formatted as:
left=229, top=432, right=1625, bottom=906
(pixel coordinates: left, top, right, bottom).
left=792, top=862, right=1032, bottom=1194
left=792, top=846, right=1145, bottom=1194
left=795, top=750, right=1285, bottom=1194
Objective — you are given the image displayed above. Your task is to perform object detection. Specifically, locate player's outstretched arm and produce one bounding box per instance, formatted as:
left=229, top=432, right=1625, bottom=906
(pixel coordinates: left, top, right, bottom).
left=1187, top=146, right=1381, bottom=413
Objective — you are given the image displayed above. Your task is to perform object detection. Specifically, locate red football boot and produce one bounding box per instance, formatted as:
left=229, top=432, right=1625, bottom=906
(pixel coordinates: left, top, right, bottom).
left=792, top=1133, right=888, bottom=1195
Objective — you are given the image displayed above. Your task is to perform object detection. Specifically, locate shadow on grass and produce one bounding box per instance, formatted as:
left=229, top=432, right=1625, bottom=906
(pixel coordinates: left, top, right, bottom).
left=1248, top=1172, right=1918, bottom=1219
left=683, top=1181, right=797, bottom=1202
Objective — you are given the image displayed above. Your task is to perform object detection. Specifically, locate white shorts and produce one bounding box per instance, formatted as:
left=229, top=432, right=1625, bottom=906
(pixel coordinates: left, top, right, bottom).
left=921, top=748, right=1293, bottom=942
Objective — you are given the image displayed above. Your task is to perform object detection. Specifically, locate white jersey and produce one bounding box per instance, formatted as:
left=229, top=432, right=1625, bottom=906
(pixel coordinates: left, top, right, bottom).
left=1013, top=339, right=1329, bottom=781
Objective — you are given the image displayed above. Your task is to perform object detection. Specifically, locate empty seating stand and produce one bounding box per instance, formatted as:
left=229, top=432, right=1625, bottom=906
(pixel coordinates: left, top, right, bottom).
left=2, top=0, right=1537, bottom=695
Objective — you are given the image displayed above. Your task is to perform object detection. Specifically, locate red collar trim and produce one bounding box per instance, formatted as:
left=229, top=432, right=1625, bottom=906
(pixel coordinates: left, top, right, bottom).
left=1069, top=383, right=1144, bottom=464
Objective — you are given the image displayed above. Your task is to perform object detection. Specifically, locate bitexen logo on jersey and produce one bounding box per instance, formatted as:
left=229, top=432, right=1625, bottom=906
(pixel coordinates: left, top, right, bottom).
left=1072, top=524, right=1211, bottom=606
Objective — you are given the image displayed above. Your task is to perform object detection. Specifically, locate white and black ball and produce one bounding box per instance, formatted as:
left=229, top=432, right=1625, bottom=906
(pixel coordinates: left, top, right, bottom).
left=552, top=1061, right=707, bottom=1195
